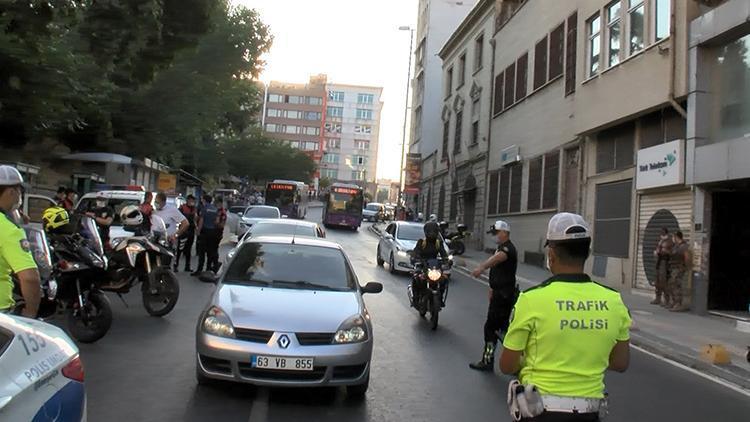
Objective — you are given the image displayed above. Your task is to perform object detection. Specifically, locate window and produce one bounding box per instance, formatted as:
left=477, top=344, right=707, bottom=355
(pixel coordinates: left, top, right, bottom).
left=458, top=54, right=467, bottom=87
left=356, top=140, right=370, bottom=150
left=606, top=1, right=622, bottom=67
left=302, top=141, right=318, bottom=151
left=527, top=156, right=543, bottom=211
left=471, top=121, right=479, bottom=145
left=356, top=109, right=373, bottom=120
left=445, top=67, right=453, bottom=97
left=355, top=156, right=367, bottom=166
left=453, top=111, right=463, bottom=154
left=474, top=34, right=484, bottom=71
left=596, top=122, right=634, bottom=173
left=265, top=123, right=278, bottom=133
left=303, top=126, right=320, bottom=136
left=493, top=71, right=504, bottom=114
left=286, top=110, right=301, bottom=119
left=354, top=125, right=372, bottom=134
left=655, top=0, right=670, bottom=41
left=287, top=140, right=299, bottom=149
left=305, top=111, right=321, bottom=120
left=588, top=14, right=601, bottom=77
left=325, top=122, right=342, bottom=134
left=549, top=23, right=565, bottom=79
left=442, top=120, right=450, bottom=160
left=288, top=95, right=304, bottom=104
left=323, top=153, right=339, bottom=164
left=357, top=93, right=375, bottom=104
left=326, top=138, right=340, bottom=149
left=628, top=0, right=645, bottom=55
left=710, top=34, right=750, bottom=144
left=503, top=63, right=515, bottom=109
left=542, top=151, right=560, bottom=209
left=322, top=169, right=338, bottom=179
left=284, top=125, right=298, bottom=134
left=268, top=94, right=284, bottom=103
left=487, top=172, right=499, bottom=214
left=328, top=91, right=345, bottom=102
left=450, top=179, right=459, bottom=220
left=414, top=106, right=423, bottom=140
left=565, top=12, right=578, bottom=95
left=267, top=108, right=281, bottom=117
left=534, top=35, right=548, bottom=90
left=351, top=170, right=366, bottom=181
left=509, top=164, right=522, bottom=213
left=327, top=106, right=344, bottom=118
left=498, top=167, right=510, bottom=213
left=307, top=96, right=323, bottom=105
left=515, top=53, right=528, bottom=101
left=594, top=180, right=633, bottom=257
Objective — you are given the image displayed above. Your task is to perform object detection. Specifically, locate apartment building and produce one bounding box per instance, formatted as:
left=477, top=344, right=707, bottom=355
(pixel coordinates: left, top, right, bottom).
left=407, top=0, right=477, bottom=208
left=425, top=0, right=495, bottom=248
left=321, top=84, right=383, bottom=192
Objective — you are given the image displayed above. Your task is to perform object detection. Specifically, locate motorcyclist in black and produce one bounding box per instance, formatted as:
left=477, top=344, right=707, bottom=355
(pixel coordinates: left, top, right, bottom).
left=410, top=221, right=449, bottom=306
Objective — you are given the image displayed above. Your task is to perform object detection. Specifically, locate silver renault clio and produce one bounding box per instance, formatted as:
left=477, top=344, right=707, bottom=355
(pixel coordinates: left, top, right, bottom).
left=195, top=236, right=383, bottom=397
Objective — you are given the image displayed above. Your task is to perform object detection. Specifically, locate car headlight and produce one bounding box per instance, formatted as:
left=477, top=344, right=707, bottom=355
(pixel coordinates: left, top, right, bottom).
left=334, top=315, right=368, bottom=344
left=202, top=306, right=235, bottom=338
left=396, top=249, right=409, bottom=258
left=427, top=268, right=442, bottom=282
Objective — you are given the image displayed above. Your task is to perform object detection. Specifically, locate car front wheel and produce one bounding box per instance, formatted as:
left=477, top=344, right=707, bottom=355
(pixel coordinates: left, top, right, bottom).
left=376, top=245, right=384, bottom=266
left=346, top=374, right=369, bottom=399
left=389, top=253, right=397, bottom=274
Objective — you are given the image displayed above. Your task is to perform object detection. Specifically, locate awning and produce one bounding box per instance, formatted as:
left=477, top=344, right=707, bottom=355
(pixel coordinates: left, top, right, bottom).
left=62, top=152, right=133, bottom=165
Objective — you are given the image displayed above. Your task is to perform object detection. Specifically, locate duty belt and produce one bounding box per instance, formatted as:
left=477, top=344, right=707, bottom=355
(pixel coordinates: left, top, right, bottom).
left=541, top=395, right=602, bottom=413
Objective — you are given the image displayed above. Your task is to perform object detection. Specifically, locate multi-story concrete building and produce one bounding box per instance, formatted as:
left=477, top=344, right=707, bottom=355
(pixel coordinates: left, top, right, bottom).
left=424, top=0, right=494, bottom=248
left=407, top=0, right=478, bottom=207
left=483, top=0, right=701, bottom=293
left=263, top=75, right=328, bottom=188
left=321, top=84, right=383, bottom=194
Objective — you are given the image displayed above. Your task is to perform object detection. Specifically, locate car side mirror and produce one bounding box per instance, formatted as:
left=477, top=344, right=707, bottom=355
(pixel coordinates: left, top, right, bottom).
left=362, top=282, right=383, bottom=294
left=237, top=212, right=243, bottom=216
left=198, top=272, right=218, bottom=284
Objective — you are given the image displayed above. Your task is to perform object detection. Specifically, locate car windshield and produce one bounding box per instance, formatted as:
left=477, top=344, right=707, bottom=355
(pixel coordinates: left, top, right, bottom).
left=365, top=204, right=381, bottom=211
left=224, top=243, right=355, bottom=291
left=229, top=206, right=246, bottom=214
left=397, top=225, right=423, bottom=241
left=250, top=223, right=317, bottom=238
left=244, top=207, right=280, bottom=218
left=77, top=198, right=141, bottom=226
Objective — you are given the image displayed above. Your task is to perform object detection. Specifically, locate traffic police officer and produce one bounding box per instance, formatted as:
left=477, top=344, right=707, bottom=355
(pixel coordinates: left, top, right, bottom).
left=500, top=213, right=631, bottom=421
left=469, top=220, right=518, bottom=371
left=0, top=166, right=41, bottom=317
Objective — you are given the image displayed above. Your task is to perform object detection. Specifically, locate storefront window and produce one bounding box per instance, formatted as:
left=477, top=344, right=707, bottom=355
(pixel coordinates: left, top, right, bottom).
left=711, top=33, right=750, bottom=143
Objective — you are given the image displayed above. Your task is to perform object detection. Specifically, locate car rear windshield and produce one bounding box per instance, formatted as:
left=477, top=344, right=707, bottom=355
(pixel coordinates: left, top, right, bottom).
left=397, top=225, right=423, bottom=241
left=251, top=223, right=317, bottom=238
left=229, top=206, right=246, bottom=214
left=244, top=207, right=280, bottom=218
left=365, top=204, right=381, bottom=211
left=224, top=243, right=355, bottom=291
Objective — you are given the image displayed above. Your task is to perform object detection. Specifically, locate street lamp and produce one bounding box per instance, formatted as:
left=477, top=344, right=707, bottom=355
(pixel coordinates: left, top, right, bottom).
left=397, top=25, right=415, bottom=207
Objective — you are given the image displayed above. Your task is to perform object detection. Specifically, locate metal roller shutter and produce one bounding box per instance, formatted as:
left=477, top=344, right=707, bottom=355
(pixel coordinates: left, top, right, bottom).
left=634, top=190, right=693, bottom=290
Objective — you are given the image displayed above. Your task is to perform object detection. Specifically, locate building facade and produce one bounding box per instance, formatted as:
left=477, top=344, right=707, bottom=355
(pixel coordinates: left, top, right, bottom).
left=322, top=84, right=383, bottom=193
left=425, top=0, right=494, bottom=248
left=407, top=0, right=478, bottom=208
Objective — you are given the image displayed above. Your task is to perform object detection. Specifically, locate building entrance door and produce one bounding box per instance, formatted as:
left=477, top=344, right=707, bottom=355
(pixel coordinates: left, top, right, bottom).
left=709, top=191, right=750, bottom=311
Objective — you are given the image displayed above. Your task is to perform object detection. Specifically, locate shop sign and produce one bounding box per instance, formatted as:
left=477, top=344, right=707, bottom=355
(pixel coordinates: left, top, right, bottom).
left=636, top=139, right=685, bottom=190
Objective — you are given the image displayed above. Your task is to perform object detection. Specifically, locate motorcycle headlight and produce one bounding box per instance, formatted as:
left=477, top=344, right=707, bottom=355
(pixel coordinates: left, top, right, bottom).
left=202, top=306, right=235, bottom=338
left=427, top=268, right=442, bottom=282
left=126, top=243, right=146, bottom=255
left=111, top=238, right=125, bottom=249
left=333, top=315, right=368, bottom=344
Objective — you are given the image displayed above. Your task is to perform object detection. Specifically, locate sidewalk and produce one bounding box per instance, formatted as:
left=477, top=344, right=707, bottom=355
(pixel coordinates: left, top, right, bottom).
left=452, top=249, right=750, bottom=391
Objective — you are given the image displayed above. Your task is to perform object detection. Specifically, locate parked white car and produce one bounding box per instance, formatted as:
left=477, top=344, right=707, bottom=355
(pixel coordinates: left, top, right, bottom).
left=236, top=206, right=281, bottom=237
left=0, top=314, right=86, bottom=421
left=376, top=221, right=452, bottom=274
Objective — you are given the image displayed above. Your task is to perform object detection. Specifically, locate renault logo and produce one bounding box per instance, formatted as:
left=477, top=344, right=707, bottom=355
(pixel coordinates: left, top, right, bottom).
left=277, top=334, right=290, bottom=349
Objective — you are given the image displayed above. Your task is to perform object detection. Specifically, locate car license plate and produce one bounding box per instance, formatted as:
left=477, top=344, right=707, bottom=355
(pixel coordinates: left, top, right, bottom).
left=251, top=355, right=314, bottom=371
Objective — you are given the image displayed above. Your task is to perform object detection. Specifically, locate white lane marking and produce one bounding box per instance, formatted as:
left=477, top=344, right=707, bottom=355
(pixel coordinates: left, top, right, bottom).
left=247, top=388, right=269, bottom=422
left=632, top=345, right=750, bottom=398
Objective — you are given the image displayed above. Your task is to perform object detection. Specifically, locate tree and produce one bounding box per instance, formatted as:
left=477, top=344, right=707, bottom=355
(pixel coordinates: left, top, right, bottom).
left=319, top=177, right=332, bottom=190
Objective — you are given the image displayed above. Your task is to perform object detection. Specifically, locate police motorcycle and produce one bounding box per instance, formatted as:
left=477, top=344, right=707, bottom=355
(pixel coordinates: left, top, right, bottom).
left=104, top=206, right=180, bottom=317
left=408, top=257, right=450, bottom=330
left=14, top=210, right=113, bottom=343
left=438, top=221, right=468, bottom=256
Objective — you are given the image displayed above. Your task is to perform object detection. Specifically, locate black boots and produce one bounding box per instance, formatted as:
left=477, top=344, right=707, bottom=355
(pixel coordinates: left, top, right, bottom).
left=469, top=342, right=495, bottom=372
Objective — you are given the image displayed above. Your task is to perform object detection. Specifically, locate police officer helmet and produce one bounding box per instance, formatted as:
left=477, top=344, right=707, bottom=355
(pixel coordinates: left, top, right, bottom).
left=424, top=221, right=440, bottom=239
left=429, top=214, right=438, bottom=222
left=438, top=221, right=449, bottom=231
left=42, top=207, right=70, bottom=232
left=0, top=165, right=24, bottom=186
left=120, top=205, right=143, bottom=226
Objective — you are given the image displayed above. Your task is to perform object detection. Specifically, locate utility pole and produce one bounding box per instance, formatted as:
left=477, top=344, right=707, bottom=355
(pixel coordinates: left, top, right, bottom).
left=397, top=26, right=415, bottom=206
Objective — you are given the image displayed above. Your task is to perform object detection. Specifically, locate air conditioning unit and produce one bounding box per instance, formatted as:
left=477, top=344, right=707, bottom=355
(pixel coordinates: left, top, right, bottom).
left=500, top=145, right=521, bottom=166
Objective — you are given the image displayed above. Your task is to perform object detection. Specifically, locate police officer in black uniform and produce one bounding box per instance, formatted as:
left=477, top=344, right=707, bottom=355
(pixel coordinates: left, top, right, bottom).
left=411, top=221, right=449, bottom=305
left=469, top=220, right=518, bottom=371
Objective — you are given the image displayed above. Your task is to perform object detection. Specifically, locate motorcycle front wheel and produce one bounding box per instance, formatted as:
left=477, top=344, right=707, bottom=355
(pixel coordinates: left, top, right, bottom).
left=143, top=267, right=180, bottom=317
left=430, top=293, right=440, bottom=330
left=452, top=241, right=466, bottom=256
left=67, top=290, right=113, bottom=344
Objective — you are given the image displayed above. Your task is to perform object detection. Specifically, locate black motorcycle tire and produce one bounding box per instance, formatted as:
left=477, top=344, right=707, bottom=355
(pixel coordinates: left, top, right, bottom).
left=418, top=294, right=428, bottom=317
left=430, top=294, right=440, bottom=330
left=452, top=241, right=466, bottom=256
left=143, top=267, right=180, bottom=317
left=67, top=290, right=113, bottom=344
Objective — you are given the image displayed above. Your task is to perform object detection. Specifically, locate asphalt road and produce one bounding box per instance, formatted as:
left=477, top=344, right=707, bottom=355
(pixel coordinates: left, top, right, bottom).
left=76, top=207, right=750, bottom=422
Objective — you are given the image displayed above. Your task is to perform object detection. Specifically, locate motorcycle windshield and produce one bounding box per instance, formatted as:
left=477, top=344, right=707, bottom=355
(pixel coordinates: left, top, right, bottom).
left=23, top=226, right=53, bottom=279
left=425, top=258, right=441, bottom=268
left=79, top=216, right=105, bottom=257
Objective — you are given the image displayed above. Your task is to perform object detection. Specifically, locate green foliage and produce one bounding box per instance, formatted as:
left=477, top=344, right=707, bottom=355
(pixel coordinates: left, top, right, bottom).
left=318, top=177, right=332, bottom=190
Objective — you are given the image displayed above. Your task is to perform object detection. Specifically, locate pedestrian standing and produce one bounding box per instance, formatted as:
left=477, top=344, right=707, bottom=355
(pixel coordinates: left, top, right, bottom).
left=667, top=231, right=691, bottom=312
left=209, top=197, right=228, bottom=273
left=62, top=189, right=77, bottom=212
left=469, top=220, right=518, bottom=371
left=192, top=195, right=218, bottom=276
left=55, top=187, right=66, bottom=207
left=651, top=228, right=673, bottom=305
left=140, top=191, right=154, bottom=232
left=500, top=213, right=631, bottom=422
left=176, top=195, right=197, bottom=272
left=86, top=193, right=114, bottom=249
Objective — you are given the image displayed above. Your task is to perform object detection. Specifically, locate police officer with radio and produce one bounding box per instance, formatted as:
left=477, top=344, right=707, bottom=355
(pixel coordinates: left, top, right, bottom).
left=469, top=220, right=518, bottom=371
left=500, top=213, right=631, bottom=421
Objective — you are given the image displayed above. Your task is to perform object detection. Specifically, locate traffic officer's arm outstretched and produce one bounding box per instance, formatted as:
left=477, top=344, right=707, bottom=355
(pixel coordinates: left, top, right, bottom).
left=471, top=249, right=508, bottom=278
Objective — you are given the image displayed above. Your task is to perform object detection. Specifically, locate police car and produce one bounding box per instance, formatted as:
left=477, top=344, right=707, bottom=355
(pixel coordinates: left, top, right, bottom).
left=0, top=314, right=86, bottom=421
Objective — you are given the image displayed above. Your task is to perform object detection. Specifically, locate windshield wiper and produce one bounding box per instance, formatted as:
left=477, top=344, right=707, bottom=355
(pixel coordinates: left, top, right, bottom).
left=225, top=279, right=270, bottom=287
left=271, top=280, right=338, bottom=291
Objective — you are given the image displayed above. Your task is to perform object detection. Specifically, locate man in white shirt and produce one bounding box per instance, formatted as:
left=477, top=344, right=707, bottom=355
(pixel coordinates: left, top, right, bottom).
left=154, top=192, right=188, bottom=245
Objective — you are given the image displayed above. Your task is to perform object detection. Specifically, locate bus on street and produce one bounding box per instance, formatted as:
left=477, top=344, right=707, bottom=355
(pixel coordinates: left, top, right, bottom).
left=323, top=183, right=364, bottom=230
left=265, top=180, right=308, bottom=219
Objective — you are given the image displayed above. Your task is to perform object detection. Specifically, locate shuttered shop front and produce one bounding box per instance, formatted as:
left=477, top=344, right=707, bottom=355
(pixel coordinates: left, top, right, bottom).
left=634, top=190, right=692, bottom=290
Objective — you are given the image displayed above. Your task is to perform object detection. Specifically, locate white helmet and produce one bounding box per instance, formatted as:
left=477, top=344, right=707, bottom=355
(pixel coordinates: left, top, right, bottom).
left=0, top=165, right=24, bottom=186
left=119, top=205, right=143, bottom=226
left=429, top=214, right=438, bottom=222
